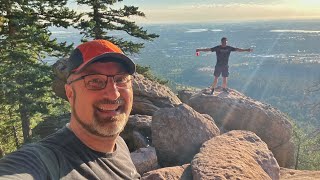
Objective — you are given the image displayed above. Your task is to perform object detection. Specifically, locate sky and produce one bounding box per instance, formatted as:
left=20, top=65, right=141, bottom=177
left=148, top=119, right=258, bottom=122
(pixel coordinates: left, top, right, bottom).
left=70, top=0, right=320, bottom=23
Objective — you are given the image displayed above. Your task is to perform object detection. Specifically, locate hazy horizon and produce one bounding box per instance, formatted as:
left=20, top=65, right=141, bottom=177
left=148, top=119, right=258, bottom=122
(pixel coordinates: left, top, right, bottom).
left=68, top=0, right=320, bottom=23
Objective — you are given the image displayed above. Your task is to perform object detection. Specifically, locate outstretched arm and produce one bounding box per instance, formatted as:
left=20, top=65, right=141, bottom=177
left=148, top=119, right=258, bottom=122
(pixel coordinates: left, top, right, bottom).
left=235, top=48, right=253, bottom=52
left=0, top=145, right=49, bottom=179
left=196, top=48, right=212, bottom=52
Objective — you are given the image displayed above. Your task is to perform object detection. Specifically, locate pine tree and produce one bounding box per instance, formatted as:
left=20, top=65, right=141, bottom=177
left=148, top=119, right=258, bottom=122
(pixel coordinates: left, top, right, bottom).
left=306, top=81, right=320, bottom=123
left=74, top=0, right=159, bottom=54
left=293, top=122, right=320, bottom=170
left=0, top=0, right=78, bottom=150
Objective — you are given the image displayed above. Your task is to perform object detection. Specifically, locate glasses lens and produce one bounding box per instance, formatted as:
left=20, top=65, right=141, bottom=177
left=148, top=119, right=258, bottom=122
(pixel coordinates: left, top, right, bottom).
left=84, top=75, right=107, bottom=90
left=114, top=75, right=132, bottom=89
left=84, top=74, right=132, bottom=90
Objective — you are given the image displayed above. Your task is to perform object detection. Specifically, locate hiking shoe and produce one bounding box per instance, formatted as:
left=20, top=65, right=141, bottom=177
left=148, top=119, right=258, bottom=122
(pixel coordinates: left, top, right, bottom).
left=222, top=88, right=229, bottom=93
left=210, top=88, right=215, bottom=95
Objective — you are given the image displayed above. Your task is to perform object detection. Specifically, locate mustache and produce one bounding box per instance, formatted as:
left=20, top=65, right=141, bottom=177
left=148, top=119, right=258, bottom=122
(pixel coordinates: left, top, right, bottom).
left=95, top=98, right=125, bottom=105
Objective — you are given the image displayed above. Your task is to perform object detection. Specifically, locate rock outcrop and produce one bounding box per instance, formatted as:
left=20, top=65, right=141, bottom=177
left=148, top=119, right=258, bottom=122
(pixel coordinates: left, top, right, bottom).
left=273, top=141, right=295, bottom=168
left=152, top=104, right=220, bottom=167
left=51, top=58, right=69, bottom=100
left=179, top=87, right=294, bottom=167
left=40, top=69, right=317, bottom=178
left=32, top=114, right=70, bottom=139
left=120, top=115, right=152, bottom=152
left=280, top=167, right=320, bottom=180
left=191, top=130, right=280, bottom=180
left=140, top=131, right=281, bottom=180
left=131, top=74, right=181, bottom=115
left=130, top=147, right=159, bottom=175
left=142, top=164, right=192, bottom=180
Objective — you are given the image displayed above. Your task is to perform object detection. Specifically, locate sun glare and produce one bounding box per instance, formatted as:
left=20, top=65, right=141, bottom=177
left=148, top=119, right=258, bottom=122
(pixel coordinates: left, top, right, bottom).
left=291, top=0, right=320, bottom=8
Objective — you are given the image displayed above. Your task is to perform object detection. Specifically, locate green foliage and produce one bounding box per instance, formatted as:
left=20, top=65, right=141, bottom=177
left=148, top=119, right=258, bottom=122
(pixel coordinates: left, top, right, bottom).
left=0, top=0, right=76, bottom=153
left=73, top=0, right=159, bottom=54
left=293, top=121, right=320, bottom=170
left=0, top=112, right=22, bottom=156
left=0, top=16, right=5, bottom=32
left=136, top=64, right=168, bottom=85
left=305, top=80, right=320, bottom=123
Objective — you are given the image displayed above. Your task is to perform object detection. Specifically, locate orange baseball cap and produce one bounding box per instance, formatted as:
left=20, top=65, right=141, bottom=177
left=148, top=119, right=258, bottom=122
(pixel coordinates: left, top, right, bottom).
left=67, top=39, right=136, bottom=76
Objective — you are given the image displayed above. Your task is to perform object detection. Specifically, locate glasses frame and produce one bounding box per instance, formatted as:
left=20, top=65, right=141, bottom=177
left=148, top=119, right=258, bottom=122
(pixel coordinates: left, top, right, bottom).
left=67, top=73, right=133, bottom=90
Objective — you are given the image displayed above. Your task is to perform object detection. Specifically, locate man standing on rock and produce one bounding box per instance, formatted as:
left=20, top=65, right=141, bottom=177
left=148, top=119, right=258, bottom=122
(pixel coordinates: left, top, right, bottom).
left=196, top=37, right=253, bottom=94
left=0, top=40, right=141, bottom=179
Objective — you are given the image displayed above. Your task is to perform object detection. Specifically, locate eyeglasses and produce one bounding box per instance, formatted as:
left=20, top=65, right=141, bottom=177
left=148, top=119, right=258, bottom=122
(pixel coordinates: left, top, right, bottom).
left=67, top=74, right=133, bottom=90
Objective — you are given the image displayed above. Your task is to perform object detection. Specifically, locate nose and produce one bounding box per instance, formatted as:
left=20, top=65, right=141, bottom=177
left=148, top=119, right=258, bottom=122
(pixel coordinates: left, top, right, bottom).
left=102, top=77, right=121, bottom=100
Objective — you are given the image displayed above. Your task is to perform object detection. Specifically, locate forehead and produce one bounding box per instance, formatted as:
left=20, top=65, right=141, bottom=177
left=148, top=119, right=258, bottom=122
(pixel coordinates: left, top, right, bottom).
left=79, top=62, right=126, bottom=75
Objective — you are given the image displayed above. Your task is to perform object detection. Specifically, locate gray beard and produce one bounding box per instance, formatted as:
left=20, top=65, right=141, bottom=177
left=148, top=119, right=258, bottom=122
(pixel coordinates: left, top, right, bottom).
left=72, top=92, right=128, bottom=137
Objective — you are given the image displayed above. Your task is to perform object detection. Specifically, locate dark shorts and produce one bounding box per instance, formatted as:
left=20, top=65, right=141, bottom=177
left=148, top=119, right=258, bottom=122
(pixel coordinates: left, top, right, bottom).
left=214, top=65, right=229, bottom=77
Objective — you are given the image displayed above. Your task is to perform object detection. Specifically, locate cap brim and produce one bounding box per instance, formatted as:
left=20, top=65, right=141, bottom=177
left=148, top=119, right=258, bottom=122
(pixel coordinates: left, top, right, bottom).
left=73, top=52, right=136, bottom=75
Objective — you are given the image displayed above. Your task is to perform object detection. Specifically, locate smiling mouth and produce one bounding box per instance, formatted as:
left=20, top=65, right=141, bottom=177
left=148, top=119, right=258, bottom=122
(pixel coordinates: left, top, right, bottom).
left=96, top=105, right=121, bottom=112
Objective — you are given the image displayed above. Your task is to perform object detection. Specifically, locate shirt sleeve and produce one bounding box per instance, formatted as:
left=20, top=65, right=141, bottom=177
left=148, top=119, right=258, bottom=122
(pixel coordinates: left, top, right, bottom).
left=0, top=145, right=49, bottom=180
left=210, top=46, right=219, bottom=52
left=229, top=46, right=237, bottom=51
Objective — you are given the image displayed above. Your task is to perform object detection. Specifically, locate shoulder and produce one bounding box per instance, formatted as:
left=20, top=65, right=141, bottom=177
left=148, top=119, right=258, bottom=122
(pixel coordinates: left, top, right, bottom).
left=211, top=45, right=220, bottom=51
left=227, top=46, right=237, bottom=51
left=39, top=126, right=74, bottom=146
left=114, top=136, right=132, bottom=160
left=116, top=136, right=129, bottom=152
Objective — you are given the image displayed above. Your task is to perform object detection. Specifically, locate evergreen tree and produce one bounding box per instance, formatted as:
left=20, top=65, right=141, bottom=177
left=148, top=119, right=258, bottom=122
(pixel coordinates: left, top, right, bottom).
left=306, top=81, right=320, bottom=124
left=0, top=0, right=77, bottom=151
left=293, top=122, right=320, bottom=170
left=74, top=0, right=159, bottom=54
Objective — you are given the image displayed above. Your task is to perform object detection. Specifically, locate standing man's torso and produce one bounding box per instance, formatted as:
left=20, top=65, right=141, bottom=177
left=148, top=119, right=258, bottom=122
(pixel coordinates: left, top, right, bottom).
left=211, top=45, right=236, bottom=66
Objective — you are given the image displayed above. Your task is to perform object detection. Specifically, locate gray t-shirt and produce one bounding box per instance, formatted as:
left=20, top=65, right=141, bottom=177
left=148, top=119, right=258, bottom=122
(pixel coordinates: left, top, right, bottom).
left=0, top=126, right=140, bottom=180
left=211, top=45, right=237, bottom=66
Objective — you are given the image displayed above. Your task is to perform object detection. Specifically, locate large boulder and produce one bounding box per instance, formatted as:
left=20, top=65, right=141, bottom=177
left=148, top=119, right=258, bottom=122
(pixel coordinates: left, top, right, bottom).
left=181, top=87, right=294, bottom=167
left=130, top=147, right=159, bottom=175
left=142, top=164, right=192, bottom=180
left=51, top=58, right=69, bottom=100
left=51, top=59, right=181, bottom=115
left=131, top=74, right=181, bottom=115
left=120, top=115, right=152, bottom=152
left=191, top=130, right=280, bottom=180
left=280, top=167, right=320, bottom=180
left=272, top=141, right=295, bottom=168
left=152, top=104, right=220, bottom=167
left=32, top=114, right=70, bottom=139
left=177, top=89, right=198, bottom=104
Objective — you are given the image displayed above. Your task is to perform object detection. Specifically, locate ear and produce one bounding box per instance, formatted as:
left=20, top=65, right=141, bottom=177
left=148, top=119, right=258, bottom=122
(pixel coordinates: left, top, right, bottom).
left=65, top=84, right=74, bottom=103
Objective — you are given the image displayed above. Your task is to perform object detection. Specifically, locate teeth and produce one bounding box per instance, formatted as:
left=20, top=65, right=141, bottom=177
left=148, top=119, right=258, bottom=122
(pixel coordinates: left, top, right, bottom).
left=97, top=105, right=118, bottom=111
